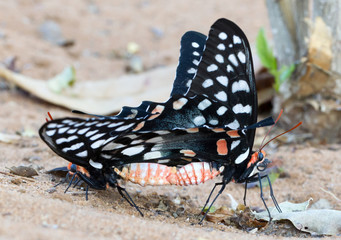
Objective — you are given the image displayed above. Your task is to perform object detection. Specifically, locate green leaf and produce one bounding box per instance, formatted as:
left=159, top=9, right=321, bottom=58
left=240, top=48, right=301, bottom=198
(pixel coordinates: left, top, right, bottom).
left=48, top=66, right=76, bottom=93
left=256, top=28, right=277, bottom=71
left=201, top=205, right=216, bottom=213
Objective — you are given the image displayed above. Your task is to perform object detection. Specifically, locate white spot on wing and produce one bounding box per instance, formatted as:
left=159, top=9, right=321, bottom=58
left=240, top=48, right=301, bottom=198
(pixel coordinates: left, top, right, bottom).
left=238, top=51, right=246, bottom=63
left=232, top=104, right=252, bottom=114
left=122, top=146, right=145, bottom=156
left=146, top=136, right=163, bottom=143
left=47, top=123, right=57, bottom=129
left=235, top=148, right=250, bottom=164
left=193, top=59, right=200, bottom=66
left=46, top=130, right=56, bottom=136
left=215, top=54, right=224, bottom=63
left=89, top=159, right=103, bottom=169
left=85, top=129, right=99, bottom=137
left=193, top=51, right=200, bottom=56
left=209, top=119, right=219, bottom=125
left=193, top=116, right=206, bottom=126
left=214, top=91, right=227, bottom=101
left=77, top=127, right=90, bottom=135
left=192, top=42, right=199, bottom=48
left=67, top=129, right=77, bottom=134
left=90, top=133, right=106, bottom=141
left=202, top=79, right=213, bottom=88
left=228, top=54, right=238, bottom=66
left=216, top=76, right=228, bottom=86
left=226, top=65, right=233, bottom=72
left=232, top=80, right=250, bottom=93
left=173, top=98, right=188, bottom=110
left=91, top=139, right=106, bottom=149
left=219, top=32, right=227, bottom=40
left=226, top=119, right=240, bottom=129
left=187, top=68, right=196, bottom=74
left=217, top=43, right=225, bottom=50
left=231, top=140, right=241, bottom=150
left=76, top=150, right=88, bottom=157
left=96, top=121, right=110, bottom=127
left=116, top=123, right=135, bottom=131
left=108, top=122, right=124, bottom=128
left=233, top=35, right=242, bottom=44
left=102, top=142, right=125, bottom=151
left=217, top=106, right=228, bottom=116
left=56, top=135, right=78, bottom=144
left=144, top=151, right=162, bottom=160
left=198, top=99, right=212, bottom=110
left=62, top=142, right=84, bottom=152
left=58, top=127, right=69, bottom=134
left=207, top=64, right=218, bottom=72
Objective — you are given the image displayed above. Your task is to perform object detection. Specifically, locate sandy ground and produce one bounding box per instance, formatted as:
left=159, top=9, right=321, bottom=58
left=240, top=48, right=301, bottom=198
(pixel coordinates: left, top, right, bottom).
left=0, top=1, right=340, bottom=239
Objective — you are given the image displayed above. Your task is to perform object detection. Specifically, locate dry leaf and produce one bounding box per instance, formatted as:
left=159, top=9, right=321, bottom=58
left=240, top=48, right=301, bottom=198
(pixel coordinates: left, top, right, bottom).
left=0, top=132, right=20, bottom=143
left=0, top=65, right=176, bottom=115
left=8, top=166, right=38, bottom=178
left=253, top=198, right=341, bottom=235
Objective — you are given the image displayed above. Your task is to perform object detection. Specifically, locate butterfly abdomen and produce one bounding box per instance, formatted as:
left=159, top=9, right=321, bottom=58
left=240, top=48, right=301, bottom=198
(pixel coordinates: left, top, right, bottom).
left=114, top=162, right=222, bottom=186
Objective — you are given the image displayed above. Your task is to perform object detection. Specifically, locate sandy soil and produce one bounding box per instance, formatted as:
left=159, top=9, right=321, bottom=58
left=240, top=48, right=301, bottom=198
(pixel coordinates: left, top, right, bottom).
left=0, top=1, right=340, bottom=239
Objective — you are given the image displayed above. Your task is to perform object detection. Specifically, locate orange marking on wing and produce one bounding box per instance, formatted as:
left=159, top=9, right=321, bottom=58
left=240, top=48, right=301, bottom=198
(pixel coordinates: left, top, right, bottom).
left=133, top=121, right=145, bottom=131
left=180, top=149, right=196, bottom=157
left=148, top=113, right=160, bottom=120
left=77, top=166, right=90, bottom=177
left=212, top=128, right=225, bottom=133
left=151, top=105, right=165, bottom=114
left=226, top=130, right=240, bottom=138
left=186, top=128, right=199, bottom=133
left=216, top=139, right=228, bottom=155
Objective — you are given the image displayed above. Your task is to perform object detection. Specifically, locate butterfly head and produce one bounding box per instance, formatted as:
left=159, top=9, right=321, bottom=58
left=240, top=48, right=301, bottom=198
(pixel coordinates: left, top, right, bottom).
left=243, top=150, right=270, bottom=179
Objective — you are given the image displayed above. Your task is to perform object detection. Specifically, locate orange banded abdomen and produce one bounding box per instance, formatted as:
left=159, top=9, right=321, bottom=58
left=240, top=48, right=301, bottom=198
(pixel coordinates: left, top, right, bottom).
left=114, top=162, right=222, bottom=187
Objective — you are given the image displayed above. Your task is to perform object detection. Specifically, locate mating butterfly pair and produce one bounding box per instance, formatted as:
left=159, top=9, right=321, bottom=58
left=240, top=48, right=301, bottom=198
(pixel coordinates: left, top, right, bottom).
left=40, top=18, right=282, bottom=221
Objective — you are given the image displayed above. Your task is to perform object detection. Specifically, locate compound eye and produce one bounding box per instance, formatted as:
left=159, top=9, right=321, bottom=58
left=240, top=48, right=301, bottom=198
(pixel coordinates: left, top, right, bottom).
left=70, top=164, right=77, bottom=172
left=258, top=152, right=264, bottom=161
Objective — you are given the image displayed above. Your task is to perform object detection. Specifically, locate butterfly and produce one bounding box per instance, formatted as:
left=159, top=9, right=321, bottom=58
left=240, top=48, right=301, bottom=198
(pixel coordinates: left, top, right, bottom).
left=40, top=18, right=288, bottom=221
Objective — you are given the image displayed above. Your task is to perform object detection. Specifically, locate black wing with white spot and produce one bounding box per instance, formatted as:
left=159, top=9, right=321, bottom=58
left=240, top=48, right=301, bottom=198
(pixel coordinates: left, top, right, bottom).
left=39, top=117, right=141, bottom=167
left=187, top=19, right=257, bottom=135
left=114, top=31, right=206, bottom=120
left=97, top=127, right=248, bottom=167
left=122, top=18, right=258, bottom=168
left=170, top=31, right=206, bottom=96
left=135, top=19, right=257, bottom=131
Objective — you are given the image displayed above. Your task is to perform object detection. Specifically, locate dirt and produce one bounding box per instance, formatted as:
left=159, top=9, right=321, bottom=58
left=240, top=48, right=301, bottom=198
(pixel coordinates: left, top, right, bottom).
left=0, top=1, right=340, bottom=239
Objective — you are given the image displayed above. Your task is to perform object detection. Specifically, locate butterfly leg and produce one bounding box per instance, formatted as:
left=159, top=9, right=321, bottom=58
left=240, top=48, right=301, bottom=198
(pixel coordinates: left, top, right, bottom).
left=64, top=174, right=77, bottom=193
left=72, top=178, right=82, bottom=188
left=266, top=175, right=282, bottom=213
left=243, top=180, right=248, bottom=206
left=200, top=182, right=223, bottom=215
left=85, top=185, right=89, bottom=201
left=258, top=173, right=272, bottom=221
left=199, top=182, right=227, bottom=224
left=116, top=185, right=144, bottom=217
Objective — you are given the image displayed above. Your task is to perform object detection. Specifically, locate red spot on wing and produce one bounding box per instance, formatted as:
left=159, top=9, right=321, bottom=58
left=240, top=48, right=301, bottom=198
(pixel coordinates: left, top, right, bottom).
left=133, top=121, right=145, bottom=131
left=226, top=130, right=240, bottom=138
left=212, top=128, right=225, bottom=133
left=216, top=139, right=228, bottom=155
left=180, top=149, right=196, bottom=157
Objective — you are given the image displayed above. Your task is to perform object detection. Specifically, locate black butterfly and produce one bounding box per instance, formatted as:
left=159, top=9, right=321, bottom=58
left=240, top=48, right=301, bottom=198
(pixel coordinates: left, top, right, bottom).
left=40, top=19, right=279, bottom=220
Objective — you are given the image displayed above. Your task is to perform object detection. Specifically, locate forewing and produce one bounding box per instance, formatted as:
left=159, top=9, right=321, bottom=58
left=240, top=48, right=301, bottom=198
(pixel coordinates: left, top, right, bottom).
left=39, top=117, right=141, bottom=167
